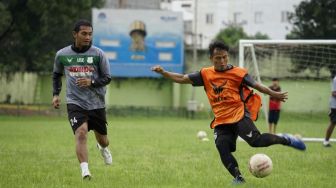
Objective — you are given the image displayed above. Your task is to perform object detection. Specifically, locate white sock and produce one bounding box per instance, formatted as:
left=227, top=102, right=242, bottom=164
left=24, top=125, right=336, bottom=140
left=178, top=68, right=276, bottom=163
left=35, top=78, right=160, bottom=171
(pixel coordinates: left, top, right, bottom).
left=80, top=162, right=89, bottom=172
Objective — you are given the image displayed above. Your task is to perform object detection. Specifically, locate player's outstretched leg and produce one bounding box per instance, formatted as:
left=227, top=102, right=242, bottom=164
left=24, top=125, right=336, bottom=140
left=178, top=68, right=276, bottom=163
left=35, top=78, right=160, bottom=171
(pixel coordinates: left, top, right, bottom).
left=237, top=117, right=306, bottom=151
left=97, top=143, right=112, bottom=165
left=281, top=134, right=306, bottom=151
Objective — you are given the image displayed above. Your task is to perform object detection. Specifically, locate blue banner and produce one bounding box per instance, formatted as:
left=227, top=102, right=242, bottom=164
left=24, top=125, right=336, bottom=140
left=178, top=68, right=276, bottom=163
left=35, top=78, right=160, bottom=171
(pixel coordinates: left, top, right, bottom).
left=92, top=9, right=184, bottom=77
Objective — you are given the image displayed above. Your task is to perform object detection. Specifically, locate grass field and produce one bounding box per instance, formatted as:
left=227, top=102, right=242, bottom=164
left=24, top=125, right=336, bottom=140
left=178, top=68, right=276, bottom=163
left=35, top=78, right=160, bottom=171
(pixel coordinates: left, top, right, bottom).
left=0, top=113, right=335, bottom=188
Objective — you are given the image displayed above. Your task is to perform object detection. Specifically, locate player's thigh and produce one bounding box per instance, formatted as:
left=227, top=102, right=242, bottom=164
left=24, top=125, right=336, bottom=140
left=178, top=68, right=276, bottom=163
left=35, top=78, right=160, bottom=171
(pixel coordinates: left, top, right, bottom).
left=214, top=125, right=238, bottom=152
left=329, top=108, right=336, bottom=125
left=268, top=110, right=275, bottom=123
left=237, top=117, right=261, bottom=144
left=88, top=108, right=108, bottom=135
left=67, top=104, right=89, bottom=134
left=274, top=111, right=280, bottom=125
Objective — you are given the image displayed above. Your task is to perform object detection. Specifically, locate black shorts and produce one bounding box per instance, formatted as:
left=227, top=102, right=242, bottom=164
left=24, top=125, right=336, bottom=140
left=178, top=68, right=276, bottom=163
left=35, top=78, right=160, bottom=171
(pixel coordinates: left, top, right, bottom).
left=67, top=104, right=108, bottom=135
left=214, top=117, right=260, bottom=152
left=329, top=108, right=336, bottom=124
left=268, top=110, right=280, bottom=124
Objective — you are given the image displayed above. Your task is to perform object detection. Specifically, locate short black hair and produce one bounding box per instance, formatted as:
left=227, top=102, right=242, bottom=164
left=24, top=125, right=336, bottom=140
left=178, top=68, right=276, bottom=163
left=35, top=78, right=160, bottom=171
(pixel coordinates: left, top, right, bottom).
left=209, top=41, right=230, bottom=57
left=73, top=19, right=92, bottom=32
left=272, top=77, right=279, bottom=81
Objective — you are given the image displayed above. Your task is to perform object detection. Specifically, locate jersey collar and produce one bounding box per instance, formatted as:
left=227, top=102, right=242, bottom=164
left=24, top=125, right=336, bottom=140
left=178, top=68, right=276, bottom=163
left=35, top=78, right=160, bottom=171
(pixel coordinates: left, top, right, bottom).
left=71, top=43, right=91, bottom=53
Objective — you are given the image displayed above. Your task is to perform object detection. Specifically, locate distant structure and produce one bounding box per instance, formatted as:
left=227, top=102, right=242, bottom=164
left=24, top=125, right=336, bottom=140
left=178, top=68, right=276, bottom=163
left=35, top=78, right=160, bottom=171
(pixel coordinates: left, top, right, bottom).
left=104, top=0, right=304, bottom=49
left=105, top=0, right=161, bottom=9
left=162, top=0, right=303, bottom=49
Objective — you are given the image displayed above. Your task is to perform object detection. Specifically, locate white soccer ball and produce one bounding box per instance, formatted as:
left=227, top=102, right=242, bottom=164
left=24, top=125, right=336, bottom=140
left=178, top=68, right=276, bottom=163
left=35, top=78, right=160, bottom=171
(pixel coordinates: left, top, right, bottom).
left=197, top=131, right=207, bottom=140
left=248, top=153, right=273, bottom=178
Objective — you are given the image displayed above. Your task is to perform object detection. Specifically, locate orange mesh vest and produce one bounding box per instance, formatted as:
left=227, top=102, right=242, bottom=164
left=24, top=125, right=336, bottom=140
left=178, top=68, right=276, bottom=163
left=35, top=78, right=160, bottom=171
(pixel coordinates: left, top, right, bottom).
left=201, top=66, right=248, bottom=128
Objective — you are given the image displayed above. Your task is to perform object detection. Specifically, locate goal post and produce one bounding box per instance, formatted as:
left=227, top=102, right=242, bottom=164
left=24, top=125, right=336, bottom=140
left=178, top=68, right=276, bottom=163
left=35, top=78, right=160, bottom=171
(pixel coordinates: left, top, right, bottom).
left=238, top=39, right=336, bottom=130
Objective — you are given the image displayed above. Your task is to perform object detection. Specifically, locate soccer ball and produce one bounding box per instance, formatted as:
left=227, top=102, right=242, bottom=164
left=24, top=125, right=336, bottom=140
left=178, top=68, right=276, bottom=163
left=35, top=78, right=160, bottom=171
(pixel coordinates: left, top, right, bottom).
left=197, top=131, right=207, bottom=140
left=248, top=153, right=273, bottom=178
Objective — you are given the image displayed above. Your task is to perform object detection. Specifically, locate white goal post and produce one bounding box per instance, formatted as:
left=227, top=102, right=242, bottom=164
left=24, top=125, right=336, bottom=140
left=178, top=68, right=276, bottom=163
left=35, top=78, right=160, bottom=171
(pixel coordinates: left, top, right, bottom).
left=238, top=40, right=336, bottom=142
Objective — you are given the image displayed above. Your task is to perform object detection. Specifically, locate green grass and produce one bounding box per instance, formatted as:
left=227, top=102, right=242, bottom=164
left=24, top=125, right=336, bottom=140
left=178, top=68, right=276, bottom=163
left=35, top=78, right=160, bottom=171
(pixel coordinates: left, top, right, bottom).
left=0, top=114, right=335, bottom=188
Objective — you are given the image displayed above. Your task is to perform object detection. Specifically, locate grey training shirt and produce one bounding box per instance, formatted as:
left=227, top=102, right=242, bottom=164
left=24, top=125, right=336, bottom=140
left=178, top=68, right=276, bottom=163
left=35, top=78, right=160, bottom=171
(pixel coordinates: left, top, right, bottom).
left=53, top=45, right=111, bottom=110
left=331, top=76, right=336, bottom=109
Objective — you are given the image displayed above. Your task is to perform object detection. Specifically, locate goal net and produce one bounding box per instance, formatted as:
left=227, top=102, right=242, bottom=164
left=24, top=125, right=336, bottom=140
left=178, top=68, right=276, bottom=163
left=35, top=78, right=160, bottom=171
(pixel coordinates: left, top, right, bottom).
left=239, top=40, right=336, bottom=141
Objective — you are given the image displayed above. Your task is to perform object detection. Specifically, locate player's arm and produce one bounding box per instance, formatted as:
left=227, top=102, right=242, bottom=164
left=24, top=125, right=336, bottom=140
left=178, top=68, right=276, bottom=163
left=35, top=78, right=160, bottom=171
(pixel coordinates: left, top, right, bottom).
left=332, top=91, right=336, bottom=97
left=332, top=79, right=336, bottom=97
left=244, top=75, right=288, bottom=102
left=52, top=54, right=63, bottom=109
left=254, top=83, right=288, bottom=102
left=90, top=51, right=111, bottom=87
left=76, top=51, right=111, bottom=88
left=151, top=65, right=193, bottom=84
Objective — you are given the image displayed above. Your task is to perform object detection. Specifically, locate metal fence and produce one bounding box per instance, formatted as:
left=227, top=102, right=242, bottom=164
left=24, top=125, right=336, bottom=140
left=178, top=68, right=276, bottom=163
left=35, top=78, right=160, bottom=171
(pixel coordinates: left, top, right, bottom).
left=0, top=103, right=212, bottom=119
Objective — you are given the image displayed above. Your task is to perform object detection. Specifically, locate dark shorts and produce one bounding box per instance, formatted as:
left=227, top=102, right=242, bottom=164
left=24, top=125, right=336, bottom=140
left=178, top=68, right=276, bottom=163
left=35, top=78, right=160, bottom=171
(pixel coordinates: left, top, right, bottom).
left=268, top=110, right=280, bottom=124
left=214, top=117, right=260, bottom=152
left=67, top=104, right=108, bottom=135
left=329, top=108, right=336, bottom=124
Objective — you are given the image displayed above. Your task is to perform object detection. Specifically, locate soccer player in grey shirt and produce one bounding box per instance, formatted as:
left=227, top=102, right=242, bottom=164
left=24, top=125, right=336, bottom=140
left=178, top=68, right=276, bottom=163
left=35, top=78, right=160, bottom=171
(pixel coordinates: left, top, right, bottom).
left=323, top=75, right=336, bottom=147
left=52, top=20, right=112, bottom=180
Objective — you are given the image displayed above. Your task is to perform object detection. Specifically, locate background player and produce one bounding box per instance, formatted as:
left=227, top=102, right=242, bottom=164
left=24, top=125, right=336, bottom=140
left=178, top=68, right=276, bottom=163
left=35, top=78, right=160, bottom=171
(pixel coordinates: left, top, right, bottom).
left=52, top=19, right=112, bottom=180
left=268, top=78, right=282, bottom=134
left=151, top=41, right=306, bottom=184
left=323, top=75, right=336, bottom=147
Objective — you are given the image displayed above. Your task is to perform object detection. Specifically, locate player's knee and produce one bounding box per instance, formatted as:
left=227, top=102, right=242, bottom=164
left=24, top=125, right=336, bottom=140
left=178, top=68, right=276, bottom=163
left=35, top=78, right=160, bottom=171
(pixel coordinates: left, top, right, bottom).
left=98, top=137, right=109, bottom=147
left=247, top=135, right=262, bottom=147
left=75, top=128, right=88, bottom=142
left=215, top=137, right=236, bottom=152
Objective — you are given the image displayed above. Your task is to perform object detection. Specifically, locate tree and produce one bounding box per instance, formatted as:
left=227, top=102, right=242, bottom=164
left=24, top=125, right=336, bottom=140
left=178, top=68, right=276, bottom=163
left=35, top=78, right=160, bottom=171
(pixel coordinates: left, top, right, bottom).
left=287, top=0, right=336, bottom=78
left=0, top=0, right=105, bottom=73
left=215, top=25, right=269, bottom=55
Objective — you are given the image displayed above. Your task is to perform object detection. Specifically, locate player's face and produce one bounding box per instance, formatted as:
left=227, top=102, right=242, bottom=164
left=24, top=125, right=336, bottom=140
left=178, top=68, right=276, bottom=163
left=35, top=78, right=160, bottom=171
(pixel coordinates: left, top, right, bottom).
left=210, top=48, right=229, bottom=71
left=73, top=26, right=93, bottom=48
left=272, top=80, right=279, bottom=87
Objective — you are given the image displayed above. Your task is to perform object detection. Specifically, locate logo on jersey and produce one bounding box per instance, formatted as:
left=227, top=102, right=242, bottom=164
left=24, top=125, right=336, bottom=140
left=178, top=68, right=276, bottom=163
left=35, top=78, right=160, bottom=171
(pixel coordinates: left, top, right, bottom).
left=68, top=66, right=94, bottom=77
left=67, top=58, right=73, bottom=63
left=211, top=81, right=227, bottom=103
left=210, top=81, right=227, bottom=95
left=87, top=57, right=93, bottom=64
left=77, top=57, right=85, bottom=63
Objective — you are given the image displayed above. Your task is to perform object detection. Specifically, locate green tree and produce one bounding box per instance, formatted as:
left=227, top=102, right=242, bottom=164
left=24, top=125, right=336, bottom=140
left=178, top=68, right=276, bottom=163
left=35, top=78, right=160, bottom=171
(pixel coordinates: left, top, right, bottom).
left=215, top=26, right=249, bottom=50
left=214, top=25, right=269, bottom=55
left=287, top=0, right=336, bottom=77
left=0, top=0, right=105, bottom=73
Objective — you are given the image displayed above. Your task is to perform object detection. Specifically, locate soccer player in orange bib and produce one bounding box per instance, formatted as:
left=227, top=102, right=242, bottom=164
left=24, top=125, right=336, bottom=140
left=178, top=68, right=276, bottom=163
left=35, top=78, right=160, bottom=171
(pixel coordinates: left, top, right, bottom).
left=151, top=41, right=306, bottom=184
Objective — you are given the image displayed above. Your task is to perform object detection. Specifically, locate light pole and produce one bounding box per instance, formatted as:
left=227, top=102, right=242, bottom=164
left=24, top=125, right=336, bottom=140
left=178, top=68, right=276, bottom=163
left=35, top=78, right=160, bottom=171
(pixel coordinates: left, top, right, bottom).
left=188, top=0, right=198, bottom=119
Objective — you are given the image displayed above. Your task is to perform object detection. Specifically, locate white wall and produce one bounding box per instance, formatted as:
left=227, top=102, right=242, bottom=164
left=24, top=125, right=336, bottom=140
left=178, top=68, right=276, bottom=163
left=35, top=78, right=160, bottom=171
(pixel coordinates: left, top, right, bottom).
left=169, top=0, right=303, bottom=49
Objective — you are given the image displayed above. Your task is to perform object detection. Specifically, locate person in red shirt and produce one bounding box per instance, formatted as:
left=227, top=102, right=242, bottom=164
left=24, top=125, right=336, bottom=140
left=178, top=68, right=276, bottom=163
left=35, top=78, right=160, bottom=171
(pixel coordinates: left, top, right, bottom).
left=268, top=78, right=281, bottom=134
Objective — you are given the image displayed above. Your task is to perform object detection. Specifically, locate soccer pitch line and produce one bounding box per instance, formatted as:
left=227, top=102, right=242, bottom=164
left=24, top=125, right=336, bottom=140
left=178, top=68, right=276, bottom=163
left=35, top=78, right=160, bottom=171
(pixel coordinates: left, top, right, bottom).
left=237, top=137, right=336, bottom=142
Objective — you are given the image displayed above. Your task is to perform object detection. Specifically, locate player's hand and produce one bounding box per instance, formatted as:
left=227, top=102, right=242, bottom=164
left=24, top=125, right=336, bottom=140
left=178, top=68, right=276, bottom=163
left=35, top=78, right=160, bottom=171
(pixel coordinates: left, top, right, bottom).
left=272, top=91, right=288, bottom=102
left=76, top=78, right=91, bottom=87
left=151, top=65, right=165, bottom=74
left=52, top=95, right=61, bottom=109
